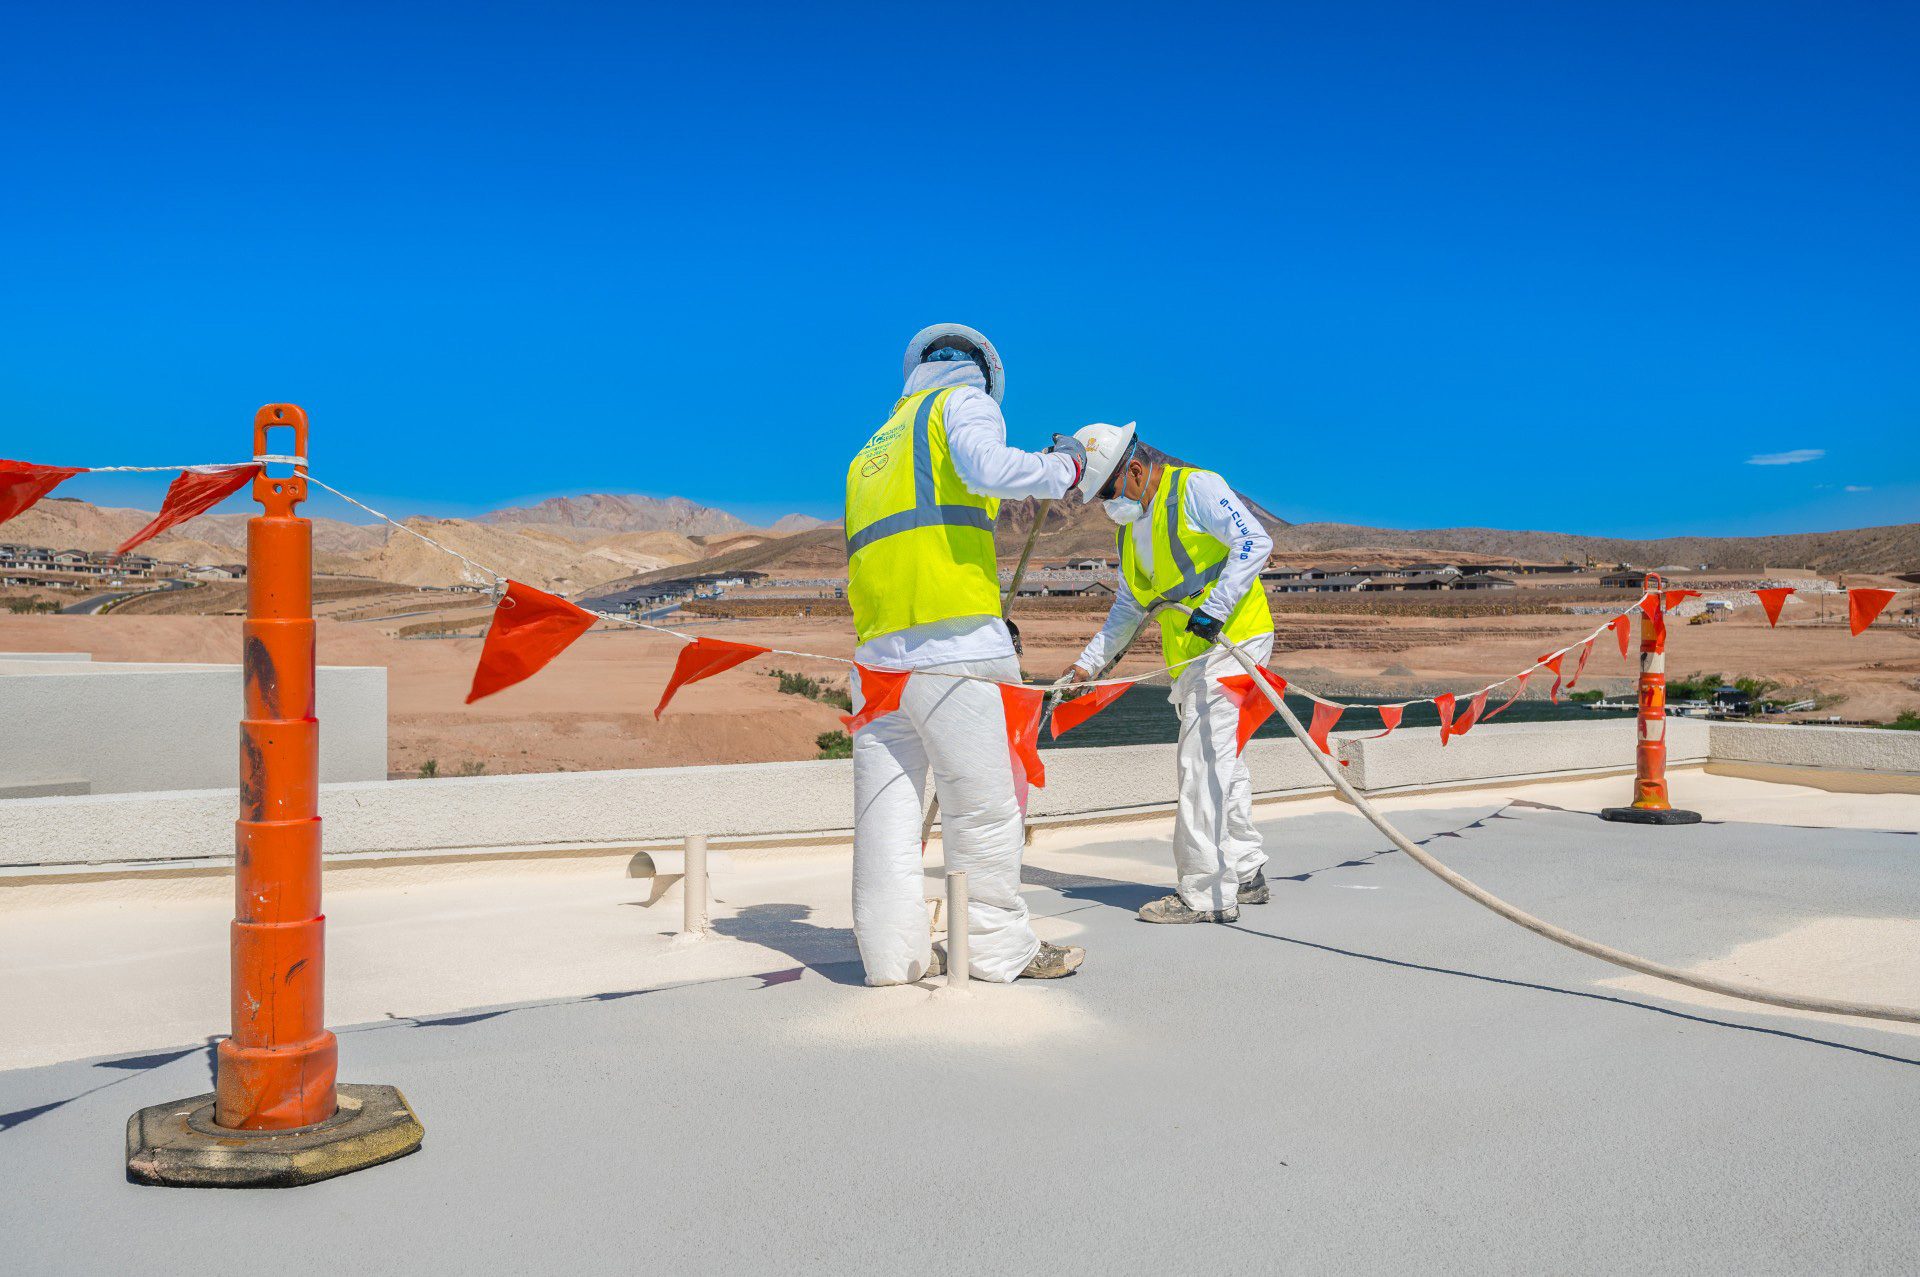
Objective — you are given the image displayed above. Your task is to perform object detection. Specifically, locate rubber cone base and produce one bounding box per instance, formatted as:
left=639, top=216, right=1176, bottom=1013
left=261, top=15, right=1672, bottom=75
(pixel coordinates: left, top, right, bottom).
left=127, top=1083, right=422, bottom=1188
left=1600, top=806, right=1702, bottom=825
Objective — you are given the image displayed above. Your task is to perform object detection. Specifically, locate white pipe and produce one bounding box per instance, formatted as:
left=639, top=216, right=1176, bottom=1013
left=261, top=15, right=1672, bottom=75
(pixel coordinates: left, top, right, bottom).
left=945, top=871, right=969, bottom=989
left=682, top=832, right=709, bottom=937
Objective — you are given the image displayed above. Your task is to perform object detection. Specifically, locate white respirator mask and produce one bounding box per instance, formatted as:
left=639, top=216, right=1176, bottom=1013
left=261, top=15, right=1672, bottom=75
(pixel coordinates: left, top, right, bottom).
left=1102, top=496, right=1147, bottom=525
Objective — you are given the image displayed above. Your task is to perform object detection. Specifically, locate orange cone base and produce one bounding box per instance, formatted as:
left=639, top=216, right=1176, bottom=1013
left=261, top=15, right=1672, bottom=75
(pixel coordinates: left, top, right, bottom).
left=1600, top=806, right=1702, bottom=825
left=126, top=1083, right=423, bottom=1188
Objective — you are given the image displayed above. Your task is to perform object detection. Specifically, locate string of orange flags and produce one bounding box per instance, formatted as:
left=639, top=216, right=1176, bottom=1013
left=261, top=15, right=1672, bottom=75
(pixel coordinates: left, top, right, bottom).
left=0, top=455, right=1908, bottom=785
left=1, top=457, right=264, bottom=554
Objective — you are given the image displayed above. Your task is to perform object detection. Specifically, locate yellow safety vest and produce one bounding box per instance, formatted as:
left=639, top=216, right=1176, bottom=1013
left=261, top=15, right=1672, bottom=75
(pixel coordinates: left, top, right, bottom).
left=1120, top=465, right=1275, bottom=667
left=845, top=387, right=1001, bottom=643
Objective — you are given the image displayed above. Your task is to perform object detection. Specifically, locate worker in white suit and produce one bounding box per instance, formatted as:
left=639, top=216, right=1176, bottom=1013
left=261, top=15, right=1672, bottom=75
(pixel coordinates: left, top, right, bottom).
left=1063, top=424, right=1276, bottom=923
left=844, top=324, right=1088, bottom=983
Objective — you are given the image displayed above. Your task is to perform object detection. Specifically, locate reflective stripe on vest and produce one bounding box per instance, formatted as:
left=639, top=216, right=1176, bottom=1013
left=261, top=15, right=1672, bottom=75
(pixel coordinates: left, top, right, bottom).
left=844, top=386, right=1002, bottom=644
left=1144, top=468, right=1224, bottom=606
left=844, top=389, right=996, bottom=556
left=1120, top=466, right=1274, bottom=666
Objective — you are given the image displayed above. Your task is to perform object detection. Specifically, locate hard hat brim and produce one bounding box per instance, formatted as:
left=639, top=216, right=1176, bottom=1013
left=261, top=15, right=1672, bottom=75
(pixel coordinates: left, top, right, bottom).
left=904, top=323, right=1004, bottom=403
left=1072, top=421, right=1138, bottom=504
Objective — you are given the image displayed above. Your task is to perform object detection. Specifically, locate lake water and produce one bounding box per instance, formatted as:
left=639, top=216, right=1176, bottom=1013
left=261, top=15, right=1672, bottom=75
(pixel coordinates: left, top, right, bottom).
left=1038, top=683, right=1633, bottom=750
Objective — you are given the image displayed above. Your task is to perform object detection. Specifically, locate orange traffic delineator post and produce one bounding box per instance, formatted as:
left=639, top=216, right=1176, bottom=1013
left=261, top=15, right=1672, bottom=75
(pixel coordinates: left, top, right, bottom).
left=1601, top=574, right=1701, bottom=826
left=128, top=405, right=424, bottom=1188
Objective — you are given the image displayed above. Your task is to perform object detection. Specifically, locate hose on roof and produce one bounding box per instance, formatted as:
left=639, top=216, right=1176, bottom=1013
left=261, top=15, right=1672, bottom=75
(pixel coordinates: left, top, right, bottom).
left=1180, top=605, right=1920, bottom=1026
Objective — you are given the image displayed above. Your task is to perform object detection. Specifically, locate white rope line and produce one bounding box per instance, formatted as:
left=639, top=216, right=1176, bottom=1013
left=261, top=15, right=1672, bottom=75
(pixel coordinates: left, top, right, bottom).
left=293, top=473, right=1893, bottom=711
left=81, top=461, right=259, bottom=473
left=302, top=472, right=504, bottom=590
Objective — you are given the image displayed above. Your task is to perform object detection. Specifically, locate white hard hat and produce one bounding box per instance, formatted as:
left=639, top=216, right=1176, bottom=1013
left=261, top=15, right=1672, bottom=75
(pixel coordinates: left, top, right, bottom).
left=904, top=323, right=1005, bottom=403
left=1071, top=422, right=1138, bottom=504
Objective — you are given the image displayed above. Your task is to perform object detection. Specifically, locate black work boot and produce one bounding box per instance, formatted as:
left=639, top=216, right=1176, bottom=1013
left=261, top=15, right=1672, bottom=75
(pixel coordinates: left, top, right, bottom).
left=1238, top=870, right=1270, bottom=905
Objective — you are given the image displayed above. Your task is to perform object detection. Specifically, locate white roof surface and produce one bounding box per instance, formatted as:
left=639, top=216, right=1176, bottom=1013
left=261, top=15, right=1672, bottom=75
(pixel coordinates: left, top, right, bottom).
left=3, top=773, right=1918, bottom=1271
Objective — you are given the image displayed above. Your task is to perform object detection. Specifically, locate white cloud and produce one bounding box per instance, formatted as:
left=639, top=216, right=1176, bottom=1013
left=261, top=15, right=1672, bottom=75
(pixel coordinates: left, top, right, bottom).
left=1746, top=448, right=1825, bottom=466
left=1844, top=485, right=1872, bottom=493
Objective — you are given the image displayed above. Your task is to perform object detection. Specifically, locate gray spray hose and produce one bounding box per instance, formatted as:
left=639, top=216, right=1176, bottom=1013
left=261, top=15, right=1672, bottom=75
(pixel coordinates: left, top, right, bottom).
left=1192, top=609, right=1920, bottom=1025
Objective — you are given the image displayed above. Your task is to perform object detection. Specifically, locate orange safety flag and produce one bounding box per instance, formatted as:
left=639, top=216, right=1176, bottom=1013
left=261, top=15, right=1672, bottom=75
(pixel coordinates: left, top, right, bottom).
left=1447, top=689, right=1490, bottom=745
left=1639, top=592, right=1666, bottom=647
left=1306, top=699, right=1346, bottom=763
left=1609, top=613, right=1633, bottom=658
left=1849, top=588, right=1897, bottom=636
left=1483, top=671, right=1529, bottom=722
left=467, top=580, right=599, bottom=703
left=841, top=663, right=912, bottom=733
left=1754, top=587, right=1793, bottom=626
left=1216, top=666, right=1289, bottom=754
left=1368, top=703, right=1405, bottom=739
left=1000, top=684, right=1048, bottom=789
left=1539, top=652, right=1566, bottom=704
left=0, top=459, right=86, bottom=525
left=1663, top=588, right=1701, bottom=610
left=1050, top=680, right=1133, bottom=738
left=653, top=635, right=772, bottom=718
left=1566, top=639, right=1594, bottom=689
left=1434, top=692, right=1456, bottom=741
left=116, top=464, right=261, bottom=554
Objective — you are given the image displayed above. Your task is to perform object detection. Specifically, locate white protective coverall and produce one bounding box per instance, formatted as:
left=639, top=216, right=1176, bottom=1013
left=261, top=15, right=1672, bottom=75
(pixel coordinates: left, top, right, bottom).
left=852, top=361, right=1079, bottom=984
left=1075, top=470, right=1274, bottom=912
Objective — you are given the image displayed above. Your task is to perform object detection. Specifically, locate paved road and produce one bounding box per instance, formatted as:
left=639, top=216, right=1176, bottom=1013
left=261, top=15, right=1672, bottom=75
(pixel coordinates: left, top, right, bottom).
left=4, top=803, right=1918, bottom=1272
left=58, top=578, right=191, bottom=615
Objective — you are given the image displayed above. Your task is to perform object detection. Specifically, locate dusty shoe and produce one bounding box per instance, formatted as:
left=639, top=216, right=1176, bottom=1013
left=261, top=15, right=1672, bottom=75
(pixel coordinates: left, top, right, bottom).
left=1019, top=941, right=1085, bottom=979
left=1138, top=894, right=1239, bottom=924
left=1237, top=870, right=1270, bottom=905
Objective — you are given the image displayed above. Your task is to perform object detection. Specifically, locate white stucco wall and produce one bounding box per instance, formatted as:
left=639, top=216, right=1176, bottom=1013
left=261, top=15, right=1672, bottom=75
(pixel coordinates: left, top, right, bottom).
left=1341, top=716, right=1707, bottom=793
left=0, top=659, right=386, bottom=797
left=1708, top=721, right=1920, bottom=773
left=0, top=718, right=1904, bottom=875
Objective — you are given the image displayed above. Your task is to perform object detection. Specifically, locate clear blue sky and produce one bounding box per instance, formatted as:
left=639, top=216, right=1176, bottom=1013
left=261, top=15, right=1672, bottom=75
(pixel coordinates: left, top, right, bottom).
left=3, top=2, right=1914, bottom=538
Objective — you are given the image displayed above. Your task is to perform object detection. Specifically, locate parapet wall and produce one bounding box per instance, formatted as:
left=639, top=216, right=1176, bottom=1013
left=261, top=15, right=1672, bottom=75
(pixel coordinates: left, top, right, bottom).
left=6, top=716, right=1902, bottom=877
left=0, top=659, right=387, bottom=798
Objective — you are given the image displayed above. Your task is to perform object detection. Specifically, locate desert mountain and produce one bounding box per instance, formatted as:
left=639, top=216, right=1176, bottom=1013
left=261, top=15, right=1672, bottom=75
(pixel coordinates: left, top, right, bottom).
left=2, top=496, right=384, bottom=565
left=478, top=493, right=823, bottom=540
left=12, top=486, right=1918, bottom=595
left=3, top=496, right=708, bottom=592
left=1265, top=523, right=1920, bottom=573
left=336, top=518, right=705, bottom=591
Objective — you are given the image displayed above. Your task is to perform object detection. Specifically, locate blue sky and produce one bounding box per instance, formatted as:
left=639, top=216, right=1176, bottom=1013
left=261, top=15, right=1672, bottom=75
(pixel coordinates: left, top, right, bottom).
left=2, top=2, right=1914, bottom=538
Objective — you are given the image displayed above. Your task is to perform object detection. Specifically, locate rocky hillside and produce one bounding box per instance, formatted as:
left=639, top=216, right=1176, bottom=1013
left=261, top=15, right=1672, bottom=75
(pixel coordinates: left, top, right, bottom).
left=12, top=487, right=1916, bottom=594
left=478, top=493, right=820, bottom=539
left=3, top=496, right=707, bottom=592
left=2, top=496, right=384, bottom=565
left=1267, top=522, right=1920, bottom=573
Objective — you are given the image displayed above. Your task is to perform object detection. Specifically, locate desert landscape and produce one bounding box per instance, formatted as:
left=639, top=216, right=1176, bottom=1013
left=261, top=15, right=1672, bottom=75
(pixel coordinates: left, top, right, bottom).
left=3, top=478, right=1916, bottom=776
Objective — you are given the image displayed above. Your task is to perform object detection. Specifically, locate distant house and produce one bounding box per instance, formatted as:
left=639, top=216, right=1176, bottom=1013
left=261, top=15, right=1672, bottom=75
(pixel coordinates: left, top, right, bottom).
left=1014, top=580, right=1115, bottom=598
left=1267, top=573, right=1374, bottom=593
left=1063, top=558, right=1113, bottom=572
left=1261, top=566, right=1308, bottom=583
left=190, top=564, right=248, bottom=581
left=1600, top=571, right=1646, bottom=589
left=1452, top=574, right=1516, bottom=591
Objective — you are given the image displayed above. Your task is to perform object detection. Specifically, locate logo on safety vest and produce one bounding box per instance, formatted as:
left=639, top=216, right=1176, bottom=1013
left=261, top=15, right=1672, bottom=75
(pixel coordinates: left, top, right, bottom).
left=860, top=453, right=891, bottom=478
